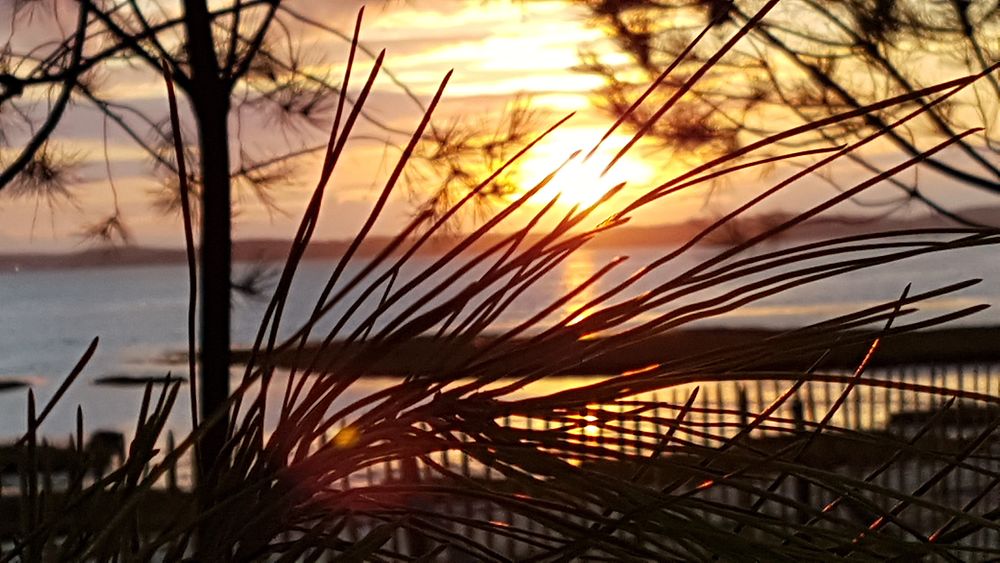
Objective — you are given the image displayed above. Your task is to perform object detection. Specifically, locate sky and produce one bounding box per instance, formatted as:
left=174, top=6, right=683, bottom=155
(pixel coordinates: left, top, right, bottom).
left=0, top=0, right=996, bottom=252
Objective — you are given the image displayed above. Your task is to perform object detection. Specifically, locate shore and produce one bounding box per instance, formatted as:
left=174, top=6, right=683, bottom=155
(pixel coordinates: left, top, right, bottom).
left=5, top=205, right=998, bottom=273
left=232, top=326, right=1000, bottom=376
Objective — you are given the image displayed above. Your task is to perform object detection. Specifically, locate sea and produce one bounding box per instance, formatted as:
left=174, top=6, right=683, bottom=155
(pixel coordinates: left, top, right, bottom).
left=1, top=240, right=998, bottom=440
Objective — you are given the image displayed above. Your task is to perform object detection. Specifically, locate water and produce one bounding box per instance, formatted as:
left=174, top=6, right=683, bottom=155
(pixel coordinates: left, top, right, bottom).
left=1, top=240, right=998, bottom=439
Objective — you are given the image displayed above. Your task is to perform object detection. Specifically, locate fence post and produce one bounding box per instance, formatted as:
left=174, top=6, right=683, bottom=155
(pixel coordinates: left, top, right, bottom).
left=792, top=397, right=810, bottom=522
left=400, top=456, right=429, bottom=557
left=652, top=393, right=661, bottom=441
left=755, top=380, right=766, bottom=436
left=738, top=386, right=751, bottom=508
left=41, top=439, right=53, bottom=496
left=956, top=364, right=965, bottom=437
left=462, top=430, right=472, bottom=523
left=166, top=431, right=177, bottom=492
left=867, top=371, right=877, bottom=430
left=738, top=387, right=749, bottom=433
left=617, top=403, right=626, bottom=456
left=701, top=388, right=710, bottom=449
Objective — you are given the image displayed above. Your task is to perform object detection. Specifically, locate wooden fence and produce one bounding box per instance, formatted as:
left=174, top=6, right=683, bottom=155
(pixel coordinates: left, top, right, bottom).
left=3, top=362, right=998, bottom=558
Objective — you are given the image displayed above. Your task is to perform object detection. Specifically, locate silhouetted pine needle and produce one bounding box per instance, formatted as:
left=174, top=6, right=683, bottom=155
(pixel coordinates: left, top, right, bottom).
left=77, top=213, right=132, bottom=246
left=161, top=60, right=200, bottom=440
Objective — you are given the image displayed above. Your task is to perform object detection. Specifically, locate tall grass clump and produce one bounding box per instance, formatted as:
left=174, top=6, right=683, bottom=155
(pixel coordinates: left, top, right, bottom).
left=3, top=5, right=1000, bottom=561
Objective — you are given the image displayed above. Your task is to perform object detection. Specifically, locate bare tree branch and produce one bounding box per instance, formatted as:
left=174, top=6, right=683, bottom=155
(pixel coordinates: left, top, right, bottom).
left=0, top=3, right=88, bottom=192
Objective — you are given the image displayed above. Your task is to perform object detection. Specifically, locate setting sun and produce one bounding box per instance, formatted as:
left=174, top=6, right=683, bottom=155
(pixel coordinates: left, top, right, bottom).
left=519, top=128, right=656, bottom=208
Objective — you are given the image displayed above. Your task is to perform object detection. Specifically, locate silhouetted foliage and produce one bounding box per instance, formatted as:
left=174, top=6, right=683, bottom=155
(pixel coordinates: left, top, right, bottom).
left=0, top=1, right=535, bottom=494
left=573, top=0, right=1000, bottom=223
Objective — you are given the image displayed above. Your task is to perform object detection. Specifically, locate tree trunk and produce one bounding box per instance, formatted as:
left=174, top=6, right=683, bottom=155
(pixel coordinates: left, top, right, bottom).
left=188, top=83, right=233, bottom=560
left=182, top=1, right=231, bottom=552
left=195, top=95, right=232, bottom=484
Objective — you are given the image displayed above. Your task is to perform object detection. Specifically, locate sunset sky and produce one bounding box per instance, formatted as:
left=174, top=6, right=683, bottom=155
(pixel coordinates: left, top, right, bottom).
left=0, top=0, right=993, bottom=252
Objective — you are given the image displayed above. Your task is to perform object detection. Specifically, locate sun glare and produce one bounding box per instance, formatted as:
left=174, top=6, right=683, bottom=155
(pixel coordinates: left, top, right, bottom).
left=520, top=129, right=655, bottom=208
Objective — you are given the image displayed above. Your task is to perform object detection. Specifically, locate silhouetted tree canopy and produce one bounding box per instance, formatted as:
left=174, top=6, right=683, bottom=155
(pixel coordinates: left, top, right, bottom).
left=0, top=1, right=528, bottom=239
left=573, top=0, right=1000, bottom=223
left=0, top=0, right=532, bottom=506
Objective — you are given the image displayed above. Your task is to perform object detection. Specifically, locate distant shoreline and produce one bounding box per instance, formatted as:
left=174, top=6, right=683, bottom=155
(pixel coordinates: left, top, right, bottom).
left=2, top=206, right=997, bottom=272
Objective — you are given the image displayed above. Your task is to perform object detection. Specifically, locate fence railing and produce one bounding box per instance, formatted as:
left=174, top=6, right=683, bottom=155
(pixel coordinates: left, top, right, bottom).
left=3, top=362, right=998, bottom=557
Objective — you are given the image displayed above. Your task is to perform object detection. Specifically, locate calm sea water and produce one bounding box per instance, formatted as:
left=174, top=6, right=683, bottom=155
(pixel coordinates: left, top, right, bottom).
left=1, top=241, right=998, bottom=439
